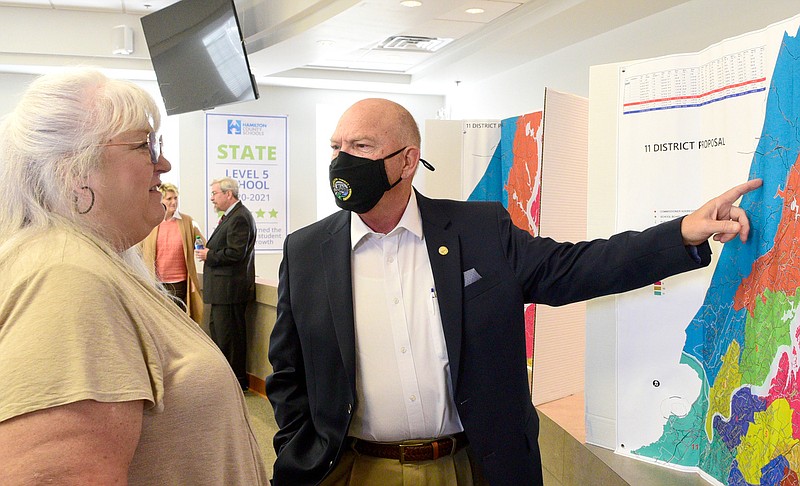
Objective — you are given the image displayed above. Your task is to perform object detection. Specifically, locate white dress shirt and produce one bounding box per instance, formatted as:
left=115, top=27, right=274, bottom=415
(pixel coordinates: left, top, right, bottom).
left=348, top=192, right=463, bottom=441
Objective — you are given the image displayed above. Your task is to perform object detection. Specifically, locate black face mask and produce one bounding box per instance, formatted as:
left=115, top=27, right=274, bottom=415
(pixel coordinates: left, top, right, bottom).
left=329, top=147, right=406, bottom=214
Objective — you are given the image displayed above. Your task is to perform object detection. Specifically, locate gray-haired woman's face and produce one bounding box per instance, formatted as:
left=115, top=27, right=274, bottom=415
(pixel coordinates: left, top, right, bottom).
left=86, top=129, right=171, bottom=250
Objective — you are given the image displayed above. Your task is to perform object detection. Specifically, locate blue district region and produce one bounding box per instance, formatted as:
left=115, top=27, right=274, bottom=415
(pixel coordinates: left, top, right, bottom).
left=468, top=138, right=504, bottom=203
left=713, top=387, right=767, bottom=450
left=683, top=27, right=800, bottom=387
left=729, top=460, right=750, bottom=485
left=729, top=455, right=790, bottom=486
left=468, top=116, right=519, bottom=205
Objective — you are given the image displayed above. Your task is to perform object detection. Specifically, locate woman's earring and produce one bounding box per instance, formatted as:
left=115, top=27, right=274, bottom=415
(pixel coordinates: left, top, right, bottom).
left=76, top=185, right=95, bottom=214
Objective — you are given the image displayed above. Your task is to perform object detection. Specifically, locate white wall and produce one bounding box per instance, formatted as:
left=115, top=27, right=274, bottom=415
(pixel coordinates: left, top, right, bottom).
left=0, top=74, right=31, bottom=114
left=0, top=6, right=151, bottom=71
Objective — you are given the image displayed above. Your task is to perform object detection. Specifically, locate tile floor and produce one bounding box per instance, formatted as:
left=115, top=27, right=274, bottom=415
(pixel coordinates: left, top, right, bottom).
left=245, top=391, right=278, bottom=478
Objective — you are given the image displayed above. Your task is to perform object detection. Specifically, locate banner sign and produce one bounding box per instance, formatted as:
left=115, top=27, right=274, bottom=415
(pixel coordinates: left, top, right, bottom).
left=205, top=113, right=288, bottom=253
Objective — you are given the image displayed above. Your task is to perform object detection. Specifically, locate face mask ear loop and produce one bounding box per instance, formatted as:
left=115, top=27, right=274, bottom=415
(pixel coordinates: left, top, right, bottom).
left=383, top=146, right=407, bottom=160
left=419, top=158, right=435, bottom=171
left=387, top=175, right=403, bottom=190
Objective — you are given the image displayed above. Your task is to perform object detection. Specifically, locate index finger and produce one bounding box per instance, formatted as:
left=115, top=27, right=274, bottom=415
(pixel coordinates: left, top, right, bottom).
left=717, top=178, right=763, bottom=204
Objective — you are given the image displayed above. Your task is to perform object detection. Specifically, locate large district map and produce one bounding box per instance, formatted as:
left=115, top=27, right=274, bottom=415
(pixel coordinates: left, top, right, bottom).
left=635, top=26, right=800, bottom=485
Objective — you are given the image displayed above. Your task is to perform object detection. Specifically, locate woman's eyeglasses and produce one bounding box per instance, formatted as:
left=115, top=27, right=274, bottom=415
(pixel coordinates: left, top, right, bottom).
left=99, top=132, right=163, bottom=165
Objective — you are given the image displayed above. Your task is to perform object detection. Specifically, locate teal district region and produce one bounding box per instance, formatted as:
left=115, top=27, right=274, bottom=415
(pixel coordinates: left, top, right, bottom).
left=634, top=354, right=709, bottom=469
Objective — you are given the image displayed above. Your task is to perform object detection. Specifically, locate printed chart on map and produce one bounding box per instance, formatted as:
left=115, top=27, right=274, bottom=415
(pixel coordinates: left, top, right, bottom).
left=621, top=47, right=766, bottom=115
left=616, top=13, right=800, bottom=485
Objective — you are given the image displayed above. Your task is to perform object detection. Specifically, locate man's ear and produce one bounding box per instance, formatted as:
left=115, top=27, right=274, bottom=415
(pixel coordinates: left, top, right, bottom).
left=400, top=146, right=420, bottom=179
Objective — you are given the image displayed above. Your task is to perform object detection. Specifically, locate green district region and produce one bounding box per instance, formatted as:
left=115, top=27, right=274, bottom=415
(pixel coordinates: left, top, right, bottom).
left=740, top=288, right=798, bottom=385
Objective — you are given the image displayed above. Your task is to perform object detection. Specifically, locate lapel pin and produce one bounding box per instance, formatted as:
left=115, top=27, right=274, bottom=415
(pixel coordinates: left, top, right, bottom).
left=438, top=246, right=449, bottom=256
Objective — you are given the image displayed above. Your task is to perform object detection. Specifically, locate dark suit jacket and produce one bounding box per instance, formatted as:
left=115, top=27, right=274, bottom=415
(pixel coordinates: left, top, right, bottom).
left=202, top=201, right=257, bottom=304
left=265, top=191, right=710, bottom=486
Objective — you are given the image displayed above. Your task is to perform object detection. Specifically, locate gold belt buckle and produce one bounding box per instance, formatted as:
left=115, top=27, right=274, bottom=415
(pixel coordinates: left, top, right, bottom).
left=398, top=441, right=425, bottom=463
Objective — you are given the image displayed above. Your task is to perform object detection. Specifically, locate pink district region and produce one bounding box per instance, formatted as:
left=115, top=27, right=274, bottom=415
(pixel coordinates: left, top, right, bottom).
left=768, top=351, right=800, bottom=439
left=734, top=153, right=800, bottom=315
left=525, top=304, right=535, bottom=366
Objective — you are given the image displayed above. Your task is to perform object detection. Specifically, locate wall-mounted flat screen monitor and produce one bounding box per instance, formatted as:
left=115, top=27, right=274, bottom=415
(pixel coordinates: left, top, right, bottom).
left=141, top=0, right=259, bottom=116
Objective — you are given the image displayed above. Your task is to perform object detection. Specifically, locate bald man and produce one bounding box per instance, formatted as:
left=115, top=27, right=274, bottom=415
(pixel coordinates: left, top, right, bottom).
left=266, top=98, right=761, bottom=486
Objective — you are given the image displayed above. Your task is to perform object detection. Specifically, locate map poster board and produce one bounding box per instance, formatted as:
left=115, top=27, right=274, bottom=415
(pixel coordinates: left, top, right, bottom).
left=464, top=114, right=542, bottom=390
left=616, top=14, right=800, bottom=484
left=205, top=113, right=288, bottom=253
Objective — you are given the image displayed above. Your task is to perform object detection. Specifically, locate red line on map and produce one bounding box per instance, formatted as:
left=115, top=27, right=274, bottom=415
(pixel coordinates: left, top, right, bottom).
left=623, top=77, right=767, bottom=107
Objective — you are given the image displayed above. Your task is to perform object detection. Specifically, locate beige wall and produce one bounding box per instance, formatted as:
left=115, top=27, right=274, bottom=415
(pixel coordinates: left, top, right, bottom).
left=197, top=278, right=277, bottom=392
left=248, top=280, right=279, bottom=383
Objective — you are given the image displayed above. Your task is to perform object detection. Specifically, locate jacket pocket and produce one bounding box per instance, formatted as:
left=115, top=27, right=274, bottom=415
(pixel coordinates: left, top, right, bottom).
left=463, top=269, right=500, bottom=301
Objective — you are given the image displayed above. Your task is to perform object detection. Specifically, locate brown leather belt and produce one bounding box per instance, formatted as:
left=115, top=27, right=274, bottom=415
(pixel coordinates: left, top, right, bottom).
left=350, top=432, right=468, bottom=463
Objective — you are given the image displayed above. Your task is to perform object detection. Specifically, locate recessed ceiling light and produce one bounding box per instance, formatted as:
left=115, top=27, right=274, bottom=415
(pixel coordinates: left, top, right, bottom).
left=400, top=1, right=422, bottom=7
left=465, top=8, right=485, bottom=14
left=317, top=40, right=336, bottom=48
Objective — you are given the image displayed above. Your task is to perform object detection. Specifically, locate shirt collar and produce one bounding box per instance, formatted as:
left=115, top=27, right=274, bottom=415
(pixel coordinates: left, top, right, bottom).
left=351, top=190, right=423, bottom=250
left=163, top=211, right=183, bottom=222
left=224, top=200, right=239, bottom=217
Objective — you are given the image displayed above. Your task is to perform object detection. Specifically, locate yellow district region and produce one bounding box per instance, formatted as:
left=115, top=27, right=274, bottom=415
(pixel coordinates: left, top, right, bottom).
left=706, top=340, right=742, bottom=439
left=736, top=398, right=798, bottom=484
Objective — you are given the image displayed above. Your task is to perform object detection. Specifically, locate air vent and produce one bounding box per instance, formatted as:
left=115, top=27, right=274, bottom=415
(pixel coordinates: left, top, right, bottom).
left=377, top=35, right=453, bottom=52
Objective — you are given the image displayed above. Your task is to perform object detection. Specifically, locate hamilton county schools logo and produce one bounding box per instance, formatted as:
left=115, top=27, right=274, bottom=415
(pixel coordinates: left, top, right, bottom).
left=227, top=119, right=242, bottom=135
left=331, top=178, right=352, bottom=201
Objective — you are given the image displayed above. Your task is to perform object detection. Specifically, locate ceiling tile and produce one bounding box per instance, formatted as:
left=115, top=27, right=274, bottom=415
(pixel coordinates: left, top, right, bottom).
left=400, top=17, right=486, bottom=39
left=2, top=0, right=54, bottom=7
left=49, top=0, right=122, bottom=11
left=122, top=0, right=179, bottom=14
left=11, top=0, right=181, bottom=13
left=437, top=0, right=522, bottom=24
left=309, top=44, right=428, bottom=73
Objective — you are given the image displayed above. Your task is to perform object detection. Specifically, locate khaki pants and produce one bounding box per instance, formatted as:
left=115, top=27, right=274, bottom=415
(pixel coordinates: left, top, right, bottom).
left=321, top=445, right=488, bottom=486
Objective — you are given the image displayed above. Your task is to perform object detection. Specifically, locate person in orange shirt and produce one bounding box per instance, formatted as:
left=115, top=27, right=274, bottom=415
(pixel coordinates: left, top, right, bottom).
left=141, top=182, right=205, bottom=323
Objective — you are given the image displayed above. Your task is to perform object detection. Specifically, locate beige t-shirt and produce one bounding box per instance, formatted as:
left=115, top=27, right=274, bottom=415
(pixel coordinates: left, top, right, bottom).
left=0, top=228, right=267, bottom=485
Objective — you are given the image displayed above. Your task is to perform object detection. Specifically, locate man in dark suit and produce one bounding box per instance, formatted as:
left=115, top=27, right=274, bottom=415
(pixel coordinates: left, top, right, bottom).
left=265, top=98, right=762, bottom=485
left=196, top=177, right=256, bottom=391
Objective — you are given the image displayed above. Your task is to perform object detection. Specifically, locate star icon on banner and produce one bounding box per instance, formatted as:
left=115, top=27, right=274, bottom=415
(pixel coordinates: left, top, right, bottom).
left=269, top=209, right=279, bottom=218
left=255, top=208, right=266, bottom=218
